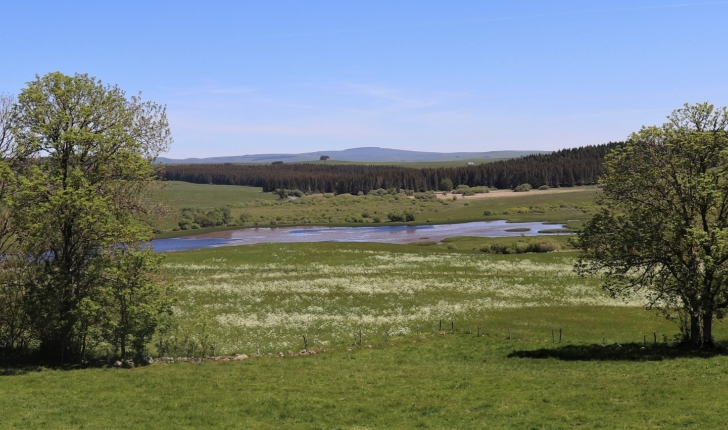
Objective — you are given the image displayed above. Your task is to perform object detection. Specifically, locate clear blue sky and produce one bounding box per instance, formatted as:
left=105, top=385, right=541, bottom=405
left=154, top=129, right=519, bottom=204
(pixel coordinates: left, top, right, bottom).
left=2, top=1, right=727, bottom=158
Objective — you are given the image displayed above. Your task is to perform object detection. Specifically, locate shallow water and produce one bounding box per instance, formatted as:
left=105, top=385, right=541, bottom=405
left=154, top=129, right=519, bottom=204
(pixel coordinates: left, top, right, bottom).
left=151, top=220, right=566, bottom=252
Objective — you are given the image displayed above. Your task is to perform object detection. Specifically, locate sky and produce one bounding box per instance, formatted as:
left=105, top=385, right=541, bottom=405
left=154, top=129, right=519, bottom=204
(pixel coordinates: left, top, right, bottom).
left=2, top=1, right=728, bottom=158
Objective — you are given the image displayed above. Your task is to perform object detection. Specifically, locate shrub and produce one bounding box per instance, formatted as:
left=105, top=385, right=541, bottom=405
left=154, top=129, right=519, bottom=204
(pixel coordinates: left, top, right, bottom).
left=439, top=178, right=453, bottom=192
left=483, top=210, right=493, bottom=216
left=415, top=191, right=437, bottom=201
left=514, top=183, right=532, bottom=192
left=478, top=240, right=560, bottom=254
left=470, top=186, right=489, bottom=194
left=538, top=185, right=550, bottom=190
left=387, top=213, right=405, bottom=222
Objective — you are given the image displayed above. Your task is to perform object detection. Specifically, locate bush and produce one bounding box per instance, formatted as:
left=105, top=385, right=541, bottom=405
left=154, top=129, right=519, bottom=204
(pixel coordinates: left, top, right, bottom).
left=470, top=186, right=489, bottom=194
left=387, top=213, right=405, bottom=222
left=514, top=183, right=532, bottom=192
left=415, top=191, right=438, bottom=201
left=478, top=240, right=560, bottom=254
left=538, top=185, right=550, bottom=190
left=483, top=210, right=493, bottom=216
left=439, top=178, right=453, bottom=192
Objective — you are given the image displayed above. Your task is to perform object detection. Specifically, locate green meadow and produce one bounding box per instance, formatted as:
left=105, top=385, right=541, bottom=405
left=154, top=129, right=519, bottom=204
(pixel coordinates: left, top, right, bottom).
left=2, top=242, right=727, bottom=429
left=152, top=181, right=599, bottom=238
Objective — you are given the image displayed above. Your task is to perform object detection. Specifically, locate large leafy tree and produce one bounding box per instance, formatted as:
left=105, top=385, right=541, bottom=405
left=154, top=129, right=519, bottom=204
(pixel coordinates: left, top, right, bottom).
left=1, top=72, right=173, bottom=360
left=576, top=103, right=728, bottom=346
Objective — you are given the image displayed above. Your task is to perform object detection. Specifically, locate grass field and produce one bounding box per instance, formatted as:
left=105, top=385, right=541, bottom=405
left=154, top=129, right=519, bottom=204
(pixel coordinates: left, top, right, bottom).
left=2, top=242, right=727, bottom=428
left=161, top=243, right=631, bottom=355
left=152, top=182, right=600, bottom=238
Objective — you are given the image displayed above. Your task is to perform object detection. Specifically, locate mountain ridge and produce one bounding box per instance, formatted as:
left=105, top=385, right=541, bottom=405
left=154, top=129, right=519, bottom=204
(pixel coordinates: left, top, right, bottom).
left=157, top=147, right=551, bottom=164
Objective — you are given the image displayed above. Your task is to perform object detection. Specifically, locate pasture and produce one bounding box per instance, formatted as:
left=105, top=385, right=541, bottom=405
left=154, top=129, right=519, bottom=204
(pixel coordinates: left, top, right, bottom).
left=153, top=182, right=599, bottom=238
left=1, top=242, right=727, bottom=428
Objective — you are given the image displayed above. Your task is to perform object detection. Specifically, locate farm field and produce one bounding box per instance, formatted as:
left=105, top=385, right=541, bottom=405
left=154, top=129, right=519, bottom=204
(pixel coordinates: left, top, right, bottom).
left=153, top=181, right=599, bottom=238
left=1, top=242, right=727, bottom=428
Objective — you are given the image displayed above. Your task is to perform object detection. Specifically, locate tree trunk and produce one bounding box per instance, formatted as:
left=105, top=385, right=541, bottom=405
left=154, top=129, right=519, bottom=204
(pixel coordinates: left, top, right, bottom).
left=690, top=313, right=701, bottom=347
left=703, top=313, right=714, bottom=347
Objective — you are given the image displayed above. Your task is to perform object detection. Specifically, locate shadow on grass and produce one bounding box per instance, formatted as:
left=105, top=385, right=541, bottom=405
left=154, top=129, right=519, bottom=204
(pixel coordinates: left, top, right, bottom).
left=0, top=355, right=116, bottom=376
left=508, top=342, right=728, bottom=361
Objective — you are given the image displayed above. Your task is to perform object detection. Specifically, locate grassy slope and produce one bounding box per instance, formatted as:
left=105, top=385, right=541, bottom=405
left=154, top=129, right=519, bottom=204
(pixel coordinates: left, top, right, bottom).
left=153, top=182, right=599, bottom=238
left=2, top=243, right=727, bottom=428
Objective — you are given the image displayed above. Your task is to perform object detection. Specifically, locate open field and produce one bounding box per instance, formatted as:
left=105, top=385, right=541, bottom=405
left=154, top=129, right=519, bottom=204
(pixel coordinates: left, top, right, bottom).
left=161, top=243, right=630, bottom=354
left=152, top=182, right=599, bottom=238
left=2, top=242, right=727, bottom=428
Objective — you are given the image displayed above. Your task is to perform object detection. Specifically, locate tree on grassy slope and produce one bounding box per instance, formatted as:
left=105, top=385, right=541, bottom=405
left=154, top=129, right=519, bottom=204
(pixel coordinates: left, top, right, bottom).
left=0, top=72, right=174, bottom=360
left=576, top=103, right=728, bottom=347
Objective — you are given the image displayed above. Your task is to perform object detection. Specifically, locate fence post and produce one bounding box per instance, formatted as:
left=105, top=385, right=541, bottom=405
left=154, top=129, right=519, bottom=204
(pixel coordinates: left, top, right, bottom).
left=559, top=328, right=562, bottom=343
left=359, top=328, right=362, bottom=346
left=303, top=335, right=308, bottom=352
left=439, top=320, right=442, bottom=331
left=451, top=321, right=455, bottom=332
left=551, top=329, right=554, bottom=343
left=508, top=328, right=511, bottom=340
left=477, top=326, right=481, bottom=337
left=602, top=332, right=605, bottom=346
left=653, top=332, right=657, bottom=346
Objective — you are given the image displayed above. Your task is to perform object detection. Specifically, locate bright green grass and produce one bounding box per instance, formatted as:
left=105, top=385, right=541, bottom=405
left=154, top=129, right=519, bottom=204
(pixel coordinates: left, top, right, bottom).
left=1, top=308, right=726, bottom=429
left=2, top=242, right=728, bottom=428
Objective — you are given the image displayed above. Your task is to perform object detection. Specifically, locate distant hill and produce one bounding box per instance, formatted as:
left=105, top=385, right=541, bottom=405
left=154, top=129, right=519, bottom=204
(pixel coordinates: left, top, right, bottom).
left=157, top=147, right=551, bottom=164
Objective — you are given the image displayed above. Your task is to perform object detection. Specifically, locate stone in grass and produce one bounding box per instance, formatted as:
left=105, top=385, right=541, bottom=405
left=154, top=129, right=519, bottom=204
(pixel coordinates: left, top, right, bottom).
left=233, top=354, right=249, bottom=361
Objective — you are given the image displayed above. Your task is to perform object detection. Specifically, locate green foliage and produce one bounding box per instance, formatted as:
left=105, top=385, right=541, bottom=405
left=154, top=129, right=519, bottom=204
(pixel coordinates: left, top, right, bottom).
left=514, top=183, right=532, bottom=192
left=439, top=178, right=453, bottom=192
left=0, top=72, right=173, bottom=360
left=274, top=188, right=303, bottom=199
left=387, top=210, right=415, bottom=222
left=99, top=249, right=175, bottom=359
left=179, top=206, right=233, bottom=229
left=576, top=103, right=728, bottom=346
left=387, top=212, right=405, bottom=222
left=479, top=239, right=560, bottom=254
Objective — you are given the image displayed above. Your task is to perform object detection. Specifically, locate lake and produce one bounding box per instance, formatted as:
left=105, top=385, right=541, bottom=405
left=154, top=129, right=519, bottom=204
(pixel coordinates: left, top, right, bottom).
left=151, top=220, right=568, bottom=252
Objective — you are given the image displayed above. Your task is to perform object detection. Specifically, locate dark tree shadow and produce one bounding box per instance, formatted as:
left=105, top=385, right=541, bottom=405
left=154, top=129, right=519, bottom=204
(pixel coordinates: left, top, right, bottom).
left=508, top=342, right=728, bottom=362
left=0, top=354, right=118, bottom=376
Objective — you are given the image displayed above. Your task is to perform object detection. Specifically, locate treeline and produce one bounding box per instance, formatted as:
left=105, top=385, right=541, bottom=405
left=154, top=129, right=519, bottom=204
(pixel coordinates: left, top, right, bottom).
left=164, top=143, right=621, bottom=194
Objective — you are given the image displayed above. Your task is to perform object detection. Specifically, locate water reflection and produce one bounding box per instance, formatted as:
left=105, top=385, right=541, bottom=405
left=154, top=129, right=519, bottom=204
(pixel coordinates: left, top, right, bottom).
left=151, top=220, right=566, bottom=253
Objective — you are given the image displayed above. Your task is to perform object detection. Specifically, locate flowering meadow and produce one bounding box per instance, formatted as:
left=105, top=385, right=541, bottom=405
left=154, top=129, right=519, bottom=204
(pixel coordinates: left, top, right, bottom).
left=159, top=242, right=645, bottom=356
